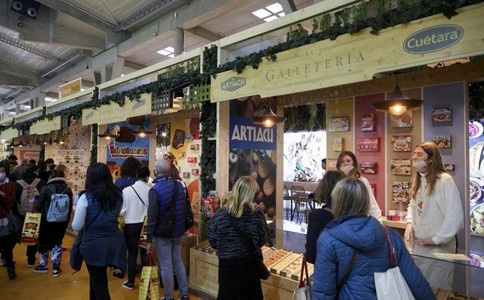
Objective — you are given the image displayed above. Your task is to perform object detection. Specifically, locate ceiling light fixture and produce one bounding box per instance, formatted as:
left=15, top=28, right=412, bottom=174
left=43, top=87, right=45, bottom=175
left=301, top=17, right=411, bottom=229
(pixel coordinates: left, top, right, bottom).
left=132, top=124, right=153, bottom=138
left=98, top=126, right=120, bottom=140
left=253, top=103, right=285, bottom=128
left=372, top=77, right=423, bottom=116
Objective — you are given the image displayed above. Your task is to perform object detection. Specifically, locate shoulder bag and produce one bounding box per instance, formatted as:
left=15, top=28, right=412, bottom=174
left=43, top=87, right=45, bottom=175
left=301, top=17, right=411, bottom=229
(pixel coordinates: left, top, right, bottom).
left=0, top=199, right=22, bottom=241
left=374, top=226, right=415, bottom=300
left=292, top=256, right=311, bottom=300
left=70, top=206, right=103, bottom=272
left=184, top=188, right=194, bottom=230
left=229, top=215, right=270, bottom=280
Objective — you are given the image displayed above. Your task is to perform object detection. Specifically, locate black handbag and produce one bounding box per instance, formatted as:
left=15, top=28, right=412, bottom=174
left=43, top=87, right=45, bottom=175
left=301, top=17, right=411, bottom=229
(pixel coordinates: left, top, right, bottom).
left=184, top=189, right=194, bottom=230
left=155, top=181, right=178, bottom=237
left=229, top=216, right=270, bottom=280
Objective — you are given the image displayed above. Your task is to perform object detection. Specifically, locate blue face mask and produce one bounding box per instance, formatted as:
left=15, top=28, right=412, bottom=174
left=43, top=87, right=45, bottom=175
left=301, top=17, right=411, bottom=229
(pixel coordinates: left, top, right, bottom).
left=0, top=172, right=6, bottom=181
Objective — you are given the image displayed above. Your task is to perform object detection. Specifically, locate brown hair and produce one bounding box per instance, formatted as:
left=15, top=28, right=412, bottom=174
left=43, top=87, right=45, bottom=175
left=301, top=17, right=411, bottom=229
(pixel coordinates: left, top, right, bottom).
left=336, top=151, right=361, bottom=178
left=410, top=142, right=447, bottom=199
left=314, top=170, right=344, bottom=207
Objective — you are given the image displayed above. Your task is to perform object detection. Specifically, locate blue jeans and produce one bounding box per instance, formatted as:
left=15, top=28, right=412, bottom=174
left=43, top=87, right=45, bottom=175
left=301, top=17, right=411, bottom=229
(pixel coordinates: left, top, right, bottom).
left=154, top=236, right=188, bottom=300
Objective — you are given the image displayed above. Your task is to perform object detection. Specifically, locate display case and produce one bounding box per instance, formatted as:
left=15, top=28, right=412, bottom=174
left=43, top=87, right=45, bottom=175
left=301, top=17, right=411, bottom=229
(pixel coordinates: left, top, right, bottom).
left=189, top=242, right=308, bottom=300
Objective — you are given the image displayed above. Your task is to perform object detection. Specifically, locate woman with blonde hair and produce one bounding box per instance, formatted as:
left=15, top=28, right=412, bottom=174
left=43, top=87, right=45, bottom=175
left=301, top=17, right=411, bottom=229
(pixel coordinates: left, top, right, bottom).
left=312, top=177, right=435, bottom=299
left=207, top=176, right=268, bottom=300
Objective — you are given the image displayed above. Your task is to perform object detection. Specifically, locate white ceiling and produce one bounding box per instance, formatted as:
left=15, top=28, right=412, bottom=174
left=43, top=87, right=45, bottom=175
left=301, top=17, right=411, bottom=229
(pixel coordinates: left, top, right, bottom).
left=0, top=0, right=315, bottom=113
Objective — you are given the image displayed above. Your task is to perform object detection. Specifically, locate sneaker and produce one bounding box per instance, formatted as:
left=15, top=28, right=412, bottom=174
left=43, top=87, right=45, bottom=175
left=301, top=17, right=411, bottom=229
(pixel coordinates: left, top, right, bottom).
left=122, top=281, right=135, bottom=290
left=27, top=264, right=34, bottom=268
left=0, top=259, right=5, bottom=267
left=33, top=265, right=48, bottom=273
left=52, top=267, right=62, bottom=277
left=178, top=295, right=189, bottom=300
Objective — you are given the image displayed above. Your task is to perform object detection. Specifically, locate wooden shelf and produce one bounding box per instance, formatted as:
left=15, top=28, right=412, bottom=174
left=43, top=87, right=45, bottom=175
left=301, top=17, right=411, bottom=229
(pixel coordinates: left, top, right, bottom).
left=383, top=218, right=407, bottom=229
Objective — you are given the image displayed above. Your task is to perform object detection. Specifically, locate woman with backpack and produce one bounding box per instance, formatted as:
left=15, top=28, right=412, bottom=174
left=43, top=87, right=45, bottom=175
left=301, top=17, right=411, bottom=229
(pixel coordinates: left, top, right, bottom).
left=14, top=164, right=45, bottom=268
left=34, top=166, right=73, bottom=277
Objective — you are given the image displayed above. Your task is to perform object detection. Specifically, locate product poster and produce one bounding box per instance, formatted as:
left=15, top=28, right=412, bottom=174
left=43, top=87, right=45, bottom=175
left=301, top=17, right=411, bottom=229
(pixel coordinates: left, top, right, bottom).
left=106, top=118, right=151, bottom=179
left=229, top=98, right=277, bottom=217
left=469, top=121, right=484, bottom=236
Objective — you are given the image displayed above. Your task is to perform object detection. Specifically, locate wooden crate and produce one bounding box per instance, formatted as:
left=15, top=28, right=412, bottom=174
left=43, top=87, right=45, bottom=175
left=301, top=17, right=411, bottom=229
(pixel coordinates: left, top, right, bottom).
left=189, top=246, right=299, bottom=300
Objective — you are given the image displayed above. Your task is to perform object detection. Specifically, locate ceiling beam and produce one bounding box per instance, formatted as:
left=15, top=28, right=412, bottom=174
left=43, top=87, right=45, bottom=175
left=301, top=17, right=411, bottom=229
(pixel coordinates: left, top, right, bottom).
left=186, top=27, right=222, bottom=42
left=35, top=0, right=127, bottom=44
left=115, top=0, right=191, bottom=32
left=124, top=60, right=146, bottom=70
left=280, top=0, right=297, bottom=13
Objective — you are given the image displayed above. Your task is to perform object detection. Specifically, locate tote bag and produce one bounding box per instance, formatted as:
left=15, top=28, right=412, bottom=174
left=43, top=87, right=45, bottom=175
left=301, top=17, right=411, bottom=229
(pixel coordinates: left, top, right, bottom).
left=138, top=254, right=159, bottom=300
left=374, top=226, right=415, bottom=300
left=293, top=256, right=311, bottom=300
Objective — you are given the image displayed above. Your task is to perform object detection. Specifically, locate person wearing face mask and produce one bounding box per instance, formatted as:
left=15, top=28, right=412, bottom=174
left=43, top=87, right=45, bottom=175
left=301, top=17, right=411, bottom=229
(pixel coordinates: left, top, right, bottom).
left=336, top=151, right=382, bottom=222
left=404, top=142, right=463, bottom=290
left=405, top=142, right=464, bottom=248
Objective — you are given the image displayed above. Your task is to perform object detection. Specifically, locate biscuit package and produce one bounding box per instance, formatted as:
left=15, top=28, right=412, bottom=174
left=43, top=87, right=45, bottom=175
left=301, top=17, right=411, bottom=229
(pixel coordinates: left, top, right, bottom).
left=21, top=212, right=41, bottom=246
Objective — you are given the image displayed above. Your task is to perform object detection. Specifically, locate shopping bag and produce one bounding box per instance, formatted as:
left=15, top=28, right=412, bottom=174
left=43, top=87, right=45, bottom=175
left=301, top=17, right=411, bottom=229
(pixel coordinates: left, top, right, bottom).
left=20, top=212, right=41, bottom=246
left=117, top=216, right=125, bottom=232
left=138, top=254, right=159, bottom=300
left=374, top=226, right=415, bottom=300
left=374, top=266, right=415, bottom=300
left=293, top=256, right=311, bottom=300
left=138, top=216, right=148, bottom=249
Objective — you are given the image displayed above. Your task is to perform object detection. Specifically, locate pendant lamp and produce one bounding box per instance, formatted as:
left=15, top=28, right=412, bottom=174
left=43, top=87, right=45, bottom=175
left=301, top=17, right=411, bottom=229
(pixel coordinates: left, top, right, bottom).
left=253, top=103, right=285, bottom=128
left=372, top=77, right=423, bottom=116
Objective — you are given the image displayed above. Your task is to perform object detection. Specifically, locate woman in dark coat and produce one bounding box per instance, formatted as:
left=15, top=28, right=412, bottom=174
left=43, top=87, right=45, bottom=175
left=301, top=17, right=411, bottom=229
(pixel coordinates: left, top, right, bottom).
left=207, top=176, right=268, bottom=300
left=71, top=162, right=126, bottom=300
left=305, top=170, right=344, bottom=264
left=34, top=166, right=72, bottom=277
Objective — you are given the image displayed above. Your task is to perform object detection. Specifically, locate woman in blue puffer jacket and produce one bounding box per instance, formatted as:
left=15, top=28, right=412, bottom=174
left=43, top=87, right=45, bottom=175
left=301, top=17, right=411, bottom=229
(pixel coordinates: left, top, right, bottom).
left=312, top=177, right=435, bottom=300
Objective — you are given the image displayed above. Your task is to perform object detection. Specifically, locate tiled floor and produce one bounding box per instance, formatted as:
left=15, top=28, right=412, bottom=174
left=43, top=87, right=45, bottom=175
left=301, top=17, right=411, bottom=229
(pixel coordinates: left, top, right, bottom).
left=0, top=235, right=204, bottom=300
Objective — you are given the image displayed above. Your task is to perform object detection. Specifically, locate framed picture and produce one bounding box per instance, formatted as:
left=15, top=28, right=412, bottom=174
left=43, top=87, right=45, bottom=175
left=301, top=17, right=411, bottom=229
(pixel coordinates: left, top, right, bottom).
left=391, top=159, right=412, bottom=176
left=444, top=164, right=455, bottom=172
left=391, top=135, right=412, bottom=152
left=432, top=107, right=452, bottom=126
left=356, top=137, right=380, bottom=152
left=329, top=116, right=350, bottom=132
left=433, top=135, right=452, bottom=148
left=361, top=113, right=376, bottom=132
left=332, top=137, right=343, bottom=152
left=360, top=162, right=377, bottom=175
left=327, top=158, right=338, bottom=170
left=391, top=111, right=413, bottom=128
left=392, top=181, right=411, bottom=204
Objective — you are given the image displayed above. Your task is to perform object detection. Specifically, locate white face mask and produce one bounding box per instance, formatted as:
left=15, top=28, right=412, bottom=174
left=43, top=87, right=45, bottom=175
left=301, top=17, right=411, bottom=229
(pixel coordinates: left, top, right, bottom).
left=340, top=165, right=353, bottom=175
left=412, top=160, right=427, bottom=173
left=0, top=172, right=5, bottom=181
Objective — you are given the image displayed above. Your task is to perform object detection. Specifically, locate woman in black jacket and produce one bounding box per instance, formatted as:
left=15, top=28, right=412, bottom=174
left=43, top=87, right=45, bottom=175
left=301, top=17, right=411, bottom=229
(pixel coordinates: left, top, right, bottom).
left=207, top=176, right=268, bottom=300
left=305, top=171, right=344, bottom=264
left=34, top=166, right=73, bottom=277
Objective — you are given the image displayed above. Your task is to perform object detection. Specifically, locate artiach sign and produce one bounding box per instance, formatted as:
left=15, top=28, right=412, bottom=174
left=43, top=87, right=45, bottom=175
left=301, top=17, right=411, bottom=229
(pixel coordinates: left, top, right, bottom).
left=221, top=76, right=246, bottom=91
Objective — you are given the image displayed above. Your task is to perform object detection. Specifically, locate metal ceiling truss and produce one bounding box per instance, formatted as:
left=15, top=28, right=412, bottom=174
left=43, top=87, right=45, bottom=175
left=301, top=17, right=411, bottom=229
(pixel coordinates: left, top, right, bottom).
left=0, top=56, right=38, bottom=74
left=0, top=33, right=60, bottom=61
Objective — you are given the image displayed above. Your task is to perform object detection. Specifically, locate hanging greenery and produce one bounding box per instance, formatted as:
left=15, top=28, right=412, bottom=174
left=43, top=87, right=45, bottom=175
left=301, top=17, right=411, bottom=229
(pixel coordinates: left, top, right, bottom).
left=284, top=104, right=326, bottom=132
left=200, top=101, right=217, bottom=197
left=469, top=82, right=484, bottom=121
left=90, top=124, right=98, bottom=164
left=204, top=0, right=482, bottom=78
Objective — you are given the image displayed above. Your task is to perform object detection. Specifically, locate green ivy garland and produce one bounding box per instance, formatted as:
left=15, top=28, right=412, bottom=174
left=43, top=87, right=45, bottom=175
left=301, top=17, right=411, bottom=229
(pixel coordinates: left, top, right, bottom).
left=284, top=104, right=326, bottom=132
left=204, top=0, right=482, bottom=77
left=200, top=101, right=217, bottom=197
left=90, top=124, right=98, bottom=164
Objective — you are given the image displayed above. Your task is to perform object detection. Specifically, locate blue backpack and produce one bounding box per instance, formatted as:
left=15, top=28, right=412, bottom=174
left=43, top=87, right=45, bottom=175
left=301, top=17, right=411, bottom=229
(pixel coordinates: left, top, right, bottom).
left=46, top=186, right=70, bottom=223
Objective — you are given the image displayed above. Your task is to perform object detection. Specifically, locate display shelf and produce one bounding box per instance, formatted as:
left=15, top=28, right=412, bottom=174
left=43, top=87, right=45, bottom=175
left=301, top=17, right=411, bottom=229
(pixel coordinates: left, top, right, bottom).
left=382, top=218, right=407, bottom=229
left=189, top=243, right=300, bottom=300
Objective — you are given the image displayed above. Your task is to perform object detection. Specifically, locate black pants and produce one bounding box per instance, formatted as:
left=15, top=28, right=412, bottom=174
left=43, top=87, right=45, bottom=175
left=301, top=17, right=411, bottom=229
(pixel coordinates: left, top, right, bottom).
left=124, top=223, right=147, bottom=284
left=0, top=234, right=15, bottom=268
left=86, top=264, right=110, bottom=300
left=26, top=244, right=37, bottom=265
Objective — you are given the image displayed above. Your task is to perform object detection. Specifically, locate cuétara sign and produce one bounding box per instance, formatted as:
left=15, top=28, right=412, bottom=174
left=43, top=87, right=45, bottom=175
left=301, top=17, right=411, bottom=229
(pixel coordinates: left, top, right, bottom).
left=403, top=24, right=463, bottom=54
